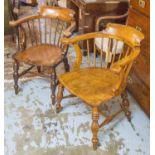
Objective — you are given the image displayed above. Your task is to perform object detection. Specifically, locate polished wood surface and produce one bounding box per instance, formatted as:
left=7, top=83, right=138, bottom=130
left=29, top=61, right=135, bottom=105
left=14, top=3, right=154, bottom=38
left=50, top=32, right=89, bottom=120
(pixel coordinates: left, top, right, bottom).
left=9, top=6, right=75, bottom=105
left=130, top=0, right=150, bottom=17
left=67, top=0, right=129, bottom=34
left=59, top=68, right=121, bottom=106
left=57, top=23, right=144, bottom=150
left=127, top=0, right=150, bottom=116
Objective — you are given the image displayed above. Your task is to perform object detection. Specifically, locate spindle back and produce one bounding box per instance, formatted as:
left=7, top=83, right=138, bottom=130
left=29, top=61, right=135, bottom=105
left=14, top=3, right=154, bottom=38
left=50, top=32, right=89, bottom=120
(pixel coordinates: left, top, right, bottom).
left=61, top=24, right=144, bottom=87
left=9, top=6, right=75, bottom=50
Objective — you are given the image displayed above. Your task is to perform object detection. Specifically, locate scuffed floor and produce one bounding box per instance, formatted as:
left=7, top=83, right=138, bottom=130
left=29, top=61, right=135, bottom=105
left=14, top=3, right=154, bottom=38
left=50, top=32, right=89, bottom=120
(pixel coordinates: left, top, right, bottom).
left=5, top=78, right=149, bottom=155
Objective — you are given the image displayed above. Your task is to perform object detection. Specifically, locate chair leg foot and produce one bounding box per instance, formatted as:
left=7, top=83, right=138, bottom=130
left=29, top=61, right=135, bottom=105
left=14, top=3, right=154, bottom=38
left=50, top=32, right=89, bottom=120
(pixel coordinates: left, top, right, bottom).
left=56, top=84, right=64, bottom=113
left=121, top=90, right=131, bottom=122
left=13, top=60, right=19, bottom=95
left=51, top=68, right=56, bottom=105
left=63, top=56, right=70, bottom=72
left=91, top=107, right=99, bottom=150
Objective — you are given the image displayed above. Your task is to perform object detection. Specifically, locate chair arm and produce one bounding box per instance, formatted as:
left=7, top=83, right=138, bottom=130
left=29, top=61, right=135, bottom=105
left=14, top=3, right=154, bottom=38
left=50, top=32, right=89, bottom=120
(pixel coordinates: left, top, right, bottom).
left=9, top=15, right=39, bottom=27
left=110, top=48, right=140, bottom=71
left=63, top=21, right=76, bottom=38
left=95, top=12, right=128, bottom=31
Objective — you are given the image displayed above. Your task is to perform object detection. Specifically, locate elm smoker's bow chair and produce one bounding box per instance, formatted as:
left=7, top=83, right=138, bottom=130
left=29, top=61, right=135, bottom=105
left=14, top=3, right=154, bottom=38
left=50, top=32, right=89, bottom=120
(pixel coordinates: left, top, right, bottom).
left=9, top=6, right=75, bottom=106
left=56, top=23, right=144, bottom=150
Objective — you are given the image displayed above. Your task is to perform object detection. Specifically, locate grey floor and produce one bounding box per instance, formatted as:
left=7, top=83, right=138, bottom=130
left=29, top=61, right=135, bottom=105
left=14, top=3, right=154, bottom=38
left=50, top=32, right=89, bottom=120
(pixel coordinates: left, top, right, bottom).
left=4, top=78, right=150, bottom=155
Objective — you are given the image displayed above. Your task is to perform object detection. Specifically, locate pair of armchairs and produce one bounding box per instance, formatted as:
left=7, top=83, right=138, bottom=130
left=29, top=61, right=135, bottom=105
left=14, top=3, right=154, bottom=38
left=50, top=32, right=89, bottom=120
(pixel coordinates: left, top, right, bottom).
left=9, top=6, right=144, bottom=150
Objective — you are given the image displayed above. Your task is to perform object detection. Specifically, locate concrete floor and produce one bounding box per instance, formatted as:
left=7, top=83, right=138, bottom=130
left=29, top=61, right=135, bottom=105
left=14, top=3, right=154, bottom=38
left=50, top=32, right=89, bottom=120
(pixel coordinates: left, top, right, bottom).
left=4, top=78, right=149, bottom=155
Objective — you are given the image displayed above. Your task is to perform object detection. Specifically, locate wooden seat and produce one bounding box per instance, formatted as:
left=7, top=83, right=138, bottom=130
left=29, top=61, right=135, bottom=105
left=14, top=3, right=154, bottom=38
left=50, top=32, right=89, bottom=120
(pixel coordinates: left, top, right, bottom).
left=59, top=68, right=120, bottom=106
left=14, top=44, right=63, bottom=66
left=57, top=23, right=144, bottom=150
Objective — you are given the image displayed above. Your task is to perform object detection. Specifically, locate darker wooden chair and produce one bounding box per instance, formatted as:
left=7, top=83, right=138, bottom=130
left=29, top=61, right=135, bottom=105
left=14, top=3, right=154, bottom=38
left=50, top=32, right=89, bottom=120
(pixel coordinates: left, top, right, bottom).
left=56, top=23, right=144, bottom=150
left=9, top=6, right=75, bottom=105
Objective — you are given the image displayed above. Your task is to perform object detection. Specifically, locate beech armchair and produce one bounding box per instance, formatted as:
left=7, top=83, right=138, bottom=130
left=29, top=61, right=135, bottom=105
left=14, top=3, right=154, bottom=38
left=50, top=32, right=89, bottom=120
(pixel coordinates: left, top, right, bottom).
left=56, top=23, right=144, bottom=150
left=9, top=6, right=75, bottom=105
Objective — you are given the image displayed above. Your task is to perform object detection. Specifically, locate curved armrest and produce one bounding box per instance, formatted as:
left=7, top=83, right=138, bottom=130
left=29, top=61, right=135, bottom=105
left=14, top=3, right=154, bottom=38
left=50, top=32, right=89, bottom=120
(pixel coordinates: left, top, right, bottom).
left=95, top=12, right=128, bottom=31
left=110, top=48, right=140, bottom=72
left=9, top=15, right=39, bottom=27
left=63, top=21, right=76, bottom=38
left=110, top=47, right=140, bottom=93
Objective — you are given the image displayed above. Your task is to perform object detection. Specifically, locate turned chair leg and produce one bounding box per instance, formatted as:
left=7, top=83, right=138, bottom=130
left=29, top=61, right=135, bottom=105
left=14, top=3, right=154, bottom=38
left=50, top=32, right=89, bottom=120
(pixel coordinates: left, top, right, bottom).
left=51, top=68, right=56, bottom=105
left=13, top=59, right=19, bottom=95
left=63, top=56, right=70, bottom=72
left=56, top=83, right=64, bottom=113
left=91, top=107, right=99, bottom=150
left=121, top=90, right=131, bottom=122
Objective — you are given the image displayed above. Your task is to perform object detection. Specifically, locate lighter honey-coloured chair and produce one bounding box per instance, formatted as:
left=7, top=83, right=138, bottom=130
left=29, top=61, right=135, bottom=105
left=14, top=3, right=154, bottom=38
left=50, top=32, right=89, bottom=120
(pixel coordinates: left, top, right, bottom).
left=9, top=6, right=75, bottom=105
left=56, top=24, right=144, bottom=150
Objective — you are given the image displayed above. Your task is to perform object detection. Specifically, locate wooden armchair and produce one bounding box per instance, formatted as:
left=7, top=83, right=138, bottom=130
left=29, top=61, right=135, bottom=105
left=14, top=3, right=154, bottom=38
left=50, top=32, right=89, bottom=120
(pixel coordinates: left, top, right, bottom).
left=9, top=6, right=75, bottom=105
left=56, top=24, right=144, bottom=150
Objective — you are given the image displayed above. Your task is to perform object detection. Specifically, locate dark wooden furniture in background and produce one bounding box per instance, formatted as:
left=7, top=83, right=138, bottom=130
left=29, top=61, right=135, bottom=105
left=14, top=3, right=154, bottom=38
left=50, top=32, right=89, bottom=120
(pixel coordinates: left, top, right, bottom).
left=9, top=6, right=75, bottom=105
left=95, top=12, right=128, bottom=32
left=127, top=0, right=150, bottom=116
left=67, top=0, right=129, bottom=54
left=67, top=0, right=129, bottom=34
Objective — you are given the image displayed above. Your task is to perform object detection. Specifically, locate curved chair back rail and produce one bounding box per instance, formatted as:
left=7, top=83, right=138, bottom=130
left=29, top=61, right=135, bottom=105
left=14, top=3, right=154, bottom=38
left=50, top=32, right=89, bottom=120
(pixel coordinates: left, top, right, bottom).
left=9, top=6, right=75, bottom=51
left=61, top=23, right=144, bottom=91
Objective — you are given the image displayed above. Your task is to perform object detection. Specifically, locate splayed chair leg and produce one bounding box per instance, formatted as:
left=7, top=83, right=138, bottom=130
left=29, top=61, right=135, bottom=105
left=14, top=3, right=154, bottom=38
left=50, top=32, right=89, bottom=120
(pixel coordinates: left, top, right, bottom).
left=51, top=68, right=56, bottom=106
left=56, top=83, right=64, bottom=113
left=13, top=59, right=19, bottom=95
left=91, top=107, right=99, bottom=150
left=121, top=90, right=131, bottom=122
